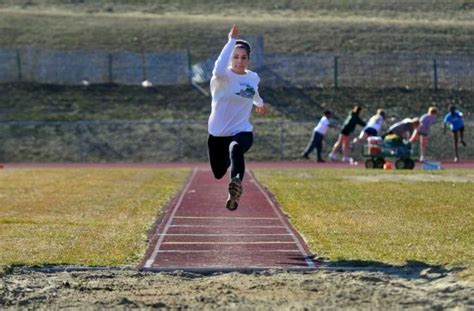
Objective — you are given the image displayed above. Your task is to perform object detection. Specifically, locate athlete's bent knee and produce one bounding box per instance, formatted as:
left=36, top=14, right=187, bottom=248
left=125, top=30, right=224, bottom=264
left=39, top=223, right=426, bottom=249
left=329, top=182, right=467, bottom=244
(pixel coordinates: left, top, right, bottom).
left=229, top=141, right=242, bottom=155
left=213, top=170, right=226, bottom=179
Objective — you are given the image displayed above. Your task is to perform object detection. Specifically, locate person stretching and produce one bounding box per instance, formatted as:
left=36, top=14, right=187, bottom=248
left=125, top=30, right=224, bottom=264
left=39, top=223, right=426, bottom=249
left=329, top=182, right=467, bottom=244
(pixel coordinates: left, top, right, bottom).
left=302, top=110, right=334, bottom=163
left=352, top=109, right=386, bottom=145
left=329, top=105, right=366, bottom=162
left=410, top=106, right=438, bottom=162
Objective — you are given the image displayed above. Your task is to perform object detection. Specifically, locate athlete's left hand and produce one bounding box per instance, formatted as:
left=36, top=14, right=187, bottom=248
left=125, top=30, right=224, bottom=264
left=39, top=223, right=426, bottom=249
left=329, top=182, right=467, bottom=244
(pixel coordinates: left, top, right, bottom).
left=255, top=105, right=269, bottom=115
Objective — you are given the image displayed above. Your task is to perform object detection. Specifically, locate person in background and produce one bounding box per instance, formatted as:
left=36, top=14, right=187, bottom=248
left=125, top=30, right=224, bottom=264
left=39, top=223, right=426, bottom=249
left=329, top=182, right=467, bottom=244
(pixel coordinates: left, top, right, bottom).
left=385, top=117, right=420, bottom=140
left=352, top=109, right=386, bottom=145
left=329, top=105, right=366, bottom=162
left=207, top=24, right=268, bottom=211
left=443, top=105, right=466, bottom=163
left=410, top=106, right=438, bottom=162
left=302, top=110, right=334, bottom=163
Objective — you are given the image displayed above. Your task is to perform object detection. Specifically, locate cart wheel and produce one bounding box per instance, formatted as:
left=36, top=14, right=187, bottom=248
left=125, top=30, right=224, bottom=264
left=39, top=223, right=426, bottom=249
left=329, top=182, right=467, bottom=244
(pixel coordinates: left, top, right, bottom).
left=395, top=159, right=406, bottom=169
left=365, top=159, right=375, bottom=169
left=374, top=158, right=385, bottom=169
left=405, top=158, right=415, bottom=169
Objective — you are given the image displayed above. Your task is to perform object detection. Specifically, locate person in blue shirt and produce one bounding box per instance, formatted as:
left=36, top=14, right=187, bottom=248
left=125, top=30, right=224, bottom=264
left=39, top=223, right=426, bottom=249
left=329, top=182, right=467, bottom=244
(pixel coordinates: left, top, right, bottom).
left=443, top=105, right=466, bottom=163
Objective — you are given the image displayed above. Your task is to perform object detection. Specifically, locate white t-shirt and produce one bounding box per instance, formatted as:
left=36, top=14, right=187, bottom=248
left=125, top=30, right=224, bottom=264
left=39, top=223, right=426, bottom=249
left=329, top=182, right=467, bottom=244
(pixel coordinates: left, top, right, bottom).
left=314, top=116, right=330, bottom=135
left=364, top=115, right=384, bottom=134
left=208, top=38, right=264, bottom=137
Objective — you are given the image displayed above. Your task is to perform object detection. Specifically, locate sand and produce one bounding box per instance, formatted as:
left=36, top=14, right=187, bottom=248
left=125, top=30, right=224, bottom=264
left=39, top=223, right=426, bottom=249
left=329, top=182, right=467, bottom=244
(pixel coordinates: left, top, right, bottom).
left=1, top=264, right=473, bottom=310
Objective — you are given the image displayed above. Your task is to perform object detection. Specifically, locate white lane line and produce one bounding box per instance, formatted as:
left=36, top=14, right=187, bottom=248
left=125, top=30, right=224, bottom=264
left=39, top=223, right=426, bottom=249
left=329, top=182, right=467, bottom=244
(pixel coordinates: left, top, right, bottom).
left=170, top=225, right=286, bottom=228
left=156, top=233, right=292, bottom=236
left=163, top=241, right=296, bottom=245
left=174, top=216, right=279, bottom=220
left=156, top=250, right=301, bottom=253
left=144, top=168, right=198, bottom=268
left=250, top=171, right=316, bottom=269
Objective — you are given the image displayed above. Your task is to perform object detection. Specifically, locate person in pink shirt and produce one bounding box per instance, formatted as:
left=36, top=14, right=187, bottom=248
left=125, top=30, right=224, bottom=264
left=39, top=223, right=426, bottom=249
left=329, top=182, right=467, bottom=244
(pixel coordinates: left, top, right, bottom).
left=409, top=106, right=438, bottom=162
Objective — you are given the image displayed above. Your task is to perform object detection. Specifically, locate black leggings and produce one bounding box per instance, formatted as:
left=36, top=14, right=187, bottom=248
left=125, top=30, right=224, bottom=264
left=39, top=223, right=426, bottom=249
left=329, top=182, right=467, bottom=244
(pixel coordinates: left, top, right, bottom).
left=207, top=132, right=253, bottom=181
left=303, top=131, right=324, bottom=161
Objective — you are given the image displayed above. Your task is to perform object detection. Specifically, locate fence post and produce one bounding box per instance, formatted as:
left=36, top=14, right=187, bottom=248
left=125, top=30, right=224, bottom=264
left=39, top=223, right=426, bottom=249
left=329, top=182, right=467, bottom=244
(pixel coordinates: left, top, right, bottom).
left=334, top=56, right=339, bottom=89
left=279, top=120, right=285, bottom=160
left=141, top=51, right=147, bottom=82
left=16, top=49, right=22, bottom=81
left=433, top=59, right=438, bottom=91
left=78, top=121, right=86, bottom=162
left=108, top=54, right=113, bottom=83
left=176, top=121, right=183, bottom=160
left=187, top=49, right=193, bottom=84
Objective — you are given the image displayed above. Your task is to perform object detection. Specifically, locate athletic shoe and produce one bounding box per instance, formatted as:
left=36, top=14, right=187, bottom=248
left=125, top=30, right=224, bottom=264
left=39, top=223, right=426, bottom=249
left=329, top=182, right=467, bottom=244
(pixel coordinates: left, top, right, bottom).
left=226, top=176, right=242, bottom=211
left=419, top=156, right=425, bottom=162
left=329, top=153, right=338, bottom=161
left=317, top=159, right=326, bottom=163
left=341, top=156, right=352, bottom=162
left=302, top=154, right=309, bottom=160
left=454, top=157, right=459, bottom=163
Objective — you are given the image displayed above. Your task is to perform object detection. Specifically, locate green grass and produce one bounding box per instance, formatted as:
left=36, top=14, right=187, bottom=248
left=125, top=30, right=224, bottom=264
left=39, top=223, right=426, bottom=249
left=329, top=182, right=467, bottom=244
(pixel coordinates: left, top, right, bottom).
left=255, top=169, right=474, bottom=274
left=0, top=168, right=189, bottom=266
left=2, top=167, right=472, bottom=277
left=1, top=167, right=473, bottom=281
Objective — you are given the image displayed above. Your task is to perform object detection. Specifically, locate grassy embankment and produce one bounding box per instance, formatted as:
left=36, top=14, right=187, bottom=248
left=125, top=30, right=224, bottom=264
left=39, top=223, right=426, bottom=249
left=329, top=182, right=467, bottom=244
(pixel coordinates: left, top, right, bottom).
left=1, top=84, right=472, bottom=162
left=1, top=2, right=473, bottom=60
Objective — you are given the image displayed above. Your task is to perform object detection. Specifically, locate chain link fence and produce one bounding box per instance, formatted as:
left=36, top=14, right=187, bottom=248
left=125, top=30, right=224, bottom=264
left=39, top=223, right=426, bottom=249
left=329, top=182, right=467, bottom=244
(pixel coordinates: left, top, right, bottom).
left=0, top=48, right=191, bottom=85
left=1, top=119, right=472, bottom=162
left=1, top=34, right=473, bottom=89
left=264, top=53, right=474, bottom=90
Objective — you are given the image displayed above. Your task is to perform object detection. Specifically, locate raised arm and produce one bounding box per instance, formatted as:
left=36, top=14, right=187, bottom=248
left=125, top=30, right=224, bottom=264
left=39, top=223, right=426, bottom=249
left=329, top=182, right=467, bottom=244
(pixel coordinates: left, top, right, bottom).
left=212, top=25, right=239, bottom=77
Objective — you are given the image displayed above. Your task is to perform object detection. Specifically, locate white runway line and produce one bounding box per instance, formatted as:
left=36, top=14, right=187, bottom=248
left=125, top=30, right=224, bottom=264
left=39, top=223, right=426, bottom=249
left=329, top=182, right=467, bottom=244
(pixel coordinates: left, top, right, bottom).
left=174, top=216, right=279, bottom=220
left=170, top=225, right=286, bottom=228
left=156, top=250, right=301, bottom=253
left=163, top=241, right=296, bottom=245
left=249, top=171, right=317, bottom=269
left=144, top=168, right=198, bottom=268
left=156, top=233, right=292, bottom=236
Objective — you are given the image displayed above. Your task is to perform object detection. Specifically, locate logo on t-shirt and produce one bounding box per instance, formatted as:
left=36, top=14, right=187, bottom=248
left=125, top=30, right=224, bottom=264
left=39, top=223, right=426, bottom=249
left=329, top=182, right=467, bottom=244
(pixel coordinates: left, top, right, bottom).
left=235, top=83, right=255, bottom=99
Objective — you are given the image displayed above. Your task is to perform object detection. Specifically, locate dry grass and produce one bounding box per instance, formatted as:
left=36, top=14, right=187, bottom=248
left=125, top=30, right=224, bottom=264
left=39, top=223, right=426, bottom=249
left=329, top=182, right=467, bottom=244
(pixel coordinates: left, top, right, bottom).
left=255, top=168, right=474, bottom=275
left=1, top=6, right=473, bottom=60
left=1, top=166, right=473, bottom=280
left=0, top=168, right=189, bottom=266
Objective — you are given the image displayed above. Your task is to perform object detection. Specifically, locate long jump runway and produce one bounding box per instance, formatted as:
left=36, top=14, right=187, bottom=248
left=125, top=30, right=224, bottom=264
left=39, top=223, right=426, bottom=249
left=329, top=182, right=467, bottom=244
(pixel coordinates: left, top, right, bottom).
left=140, top=168, right=317, bottom=272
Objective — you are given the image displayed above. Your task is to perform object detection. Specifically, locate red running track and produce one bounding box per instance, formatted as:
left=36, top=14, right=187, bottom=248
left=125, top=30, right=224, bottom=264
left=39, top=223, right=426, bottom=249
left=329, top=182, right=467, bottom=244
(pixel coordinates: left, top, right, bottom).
left=139, top=168, right=317, bottom=272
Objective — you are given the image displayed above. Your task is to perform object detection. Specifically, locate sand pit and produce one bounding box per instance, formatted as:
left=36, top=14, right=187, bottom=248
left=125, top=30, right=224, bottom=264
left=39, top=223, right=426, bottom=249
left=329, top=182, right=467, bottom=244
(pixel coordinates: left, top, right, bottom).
left=1, top=265, right=473, bottom=309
